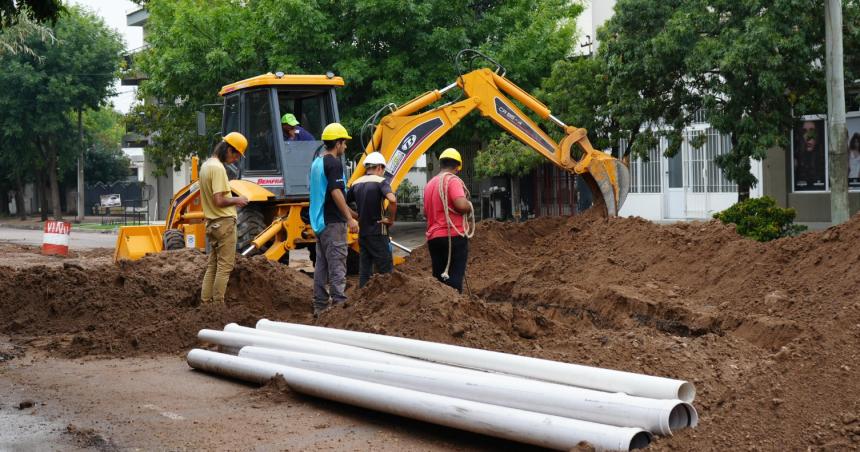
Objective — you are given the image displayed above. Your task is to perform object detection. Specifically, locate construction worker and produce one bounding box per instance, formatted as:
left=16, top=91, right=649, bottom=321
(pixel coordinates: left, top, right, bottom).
left=281, top=113, right=314, bottom=141
left=310, top=123, right=359, bottom=316
left=423, top=148, right=474, bottom=293
left=200, top=132, right=249, bottom=304
left=347, top=152, right=397, bottom=288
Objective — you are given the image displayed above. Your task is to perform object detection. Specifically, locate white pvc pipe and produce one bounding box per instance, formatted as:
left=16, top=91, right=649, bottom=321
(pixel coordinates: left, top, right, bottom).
left=255, top=320, right=696, bottom=402
left=219, top=325, right=696, bottom=434
left=199, top=328, right=442, bottom=370
left=187, top=349, right=651, bottom=451
left=239, top=346, right=696, bottom=435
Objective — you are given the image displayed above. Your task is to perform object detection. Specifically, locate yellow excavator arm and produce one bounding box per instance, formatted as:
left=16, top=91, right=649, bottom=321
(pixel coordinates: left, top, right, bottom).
left=348, top=67, right=629, bottom=216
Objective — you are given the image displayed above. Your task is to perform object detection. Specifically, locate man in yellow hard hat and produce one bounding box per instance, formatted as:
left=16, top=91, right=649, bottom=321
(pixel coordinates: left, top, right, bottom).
left=310, top=123, right=359, bottom=316
left=423, top=148, right=473, bottom=293
left=199, top=132, right=249, bottom=304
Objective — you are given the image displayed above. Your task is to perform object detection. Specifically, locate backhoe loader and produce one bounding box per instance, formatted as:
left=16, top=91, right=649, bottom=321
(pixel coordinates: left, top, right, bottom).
left=114, top=50, right=629, bottom=264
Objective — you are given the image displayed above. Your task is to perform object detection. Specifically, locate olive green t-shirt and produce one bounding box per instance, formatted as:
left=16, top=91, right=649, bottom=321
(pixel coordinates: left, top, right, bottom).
left=200, top=157, right=236, bottom=220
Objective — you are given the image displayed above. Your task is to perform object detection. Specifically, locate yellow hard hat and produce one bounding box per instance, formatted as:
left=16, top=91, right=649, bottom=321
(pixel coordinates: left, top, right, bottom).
left=223, top=132, right=248, bottom=155
left=321, top=123, right=352, bottom=141
left=439, top=148, right=462, bottom=170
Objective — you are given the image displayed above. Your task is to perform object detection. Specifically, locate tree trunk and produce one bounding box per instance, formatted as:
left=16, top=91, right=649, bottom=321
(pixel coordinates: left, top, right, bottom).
left=0, top=189, right=8, bottom=215
left=36, top=172, right=48, bottom=221
left=510, top=176, right=521, bottom=221
left=14, top=174, right=26, bottom=220
left=40, top=139, right=63, bottom=220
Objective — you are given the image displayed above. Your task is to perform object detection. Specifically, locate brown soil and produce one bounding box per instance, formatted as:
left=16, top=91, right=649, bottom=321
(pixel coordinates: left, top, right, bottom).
left=2, top=212, right=860, bottom=450
left=0, top=248, right=313, bottom=358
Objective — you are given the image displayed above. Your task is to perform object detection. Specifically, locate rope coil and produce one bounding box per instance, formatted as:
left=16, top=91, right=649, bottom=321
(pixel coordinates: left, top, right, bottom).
left=438, top=172, right=476, bottom=280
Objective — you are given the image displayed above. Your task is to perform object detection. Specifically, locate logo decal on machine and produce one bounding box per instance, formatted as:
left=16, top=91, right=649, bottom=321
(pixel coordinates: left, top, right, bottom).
left=494, top=98, right=554, bottom=153
left=244, top=177, right=284, bottom=186
left=385, top=118, right=444, bottom=180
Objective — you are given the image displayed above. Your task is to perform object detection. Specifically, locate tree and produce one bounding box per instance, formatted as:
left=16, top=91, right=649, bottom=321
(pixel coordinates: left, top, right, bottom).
left=592, top=0, right=830, bottom=201
left=0, top=6, right=123, bottom=219
left=474, top=133, right=545, bottom=219
left=0, top=10, right=55, bottom=57
left=63, top=109, right=131, bottom=184
left=0, top=1, right=63, bottom=26
left=131, top=0, right=581, bottom=174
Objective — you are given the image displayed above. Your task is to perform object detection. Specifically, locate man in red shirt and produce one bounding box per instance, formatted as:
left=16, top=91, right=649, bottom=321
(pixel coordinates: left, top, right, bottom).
left=423, top=148, right=473, bottom=292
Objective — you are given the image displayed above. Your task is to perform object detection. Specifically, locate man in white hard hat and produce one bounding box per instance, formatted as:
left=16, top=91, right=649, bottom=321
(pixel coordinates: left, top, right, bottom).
left=347, top=152, right=397, bottom=288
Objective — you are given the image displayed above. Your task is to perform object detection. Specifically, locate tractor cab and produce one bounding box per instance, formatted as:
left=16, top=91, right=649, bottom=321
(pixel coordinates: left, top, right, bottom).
left=218, top=72, right=345, bottom=200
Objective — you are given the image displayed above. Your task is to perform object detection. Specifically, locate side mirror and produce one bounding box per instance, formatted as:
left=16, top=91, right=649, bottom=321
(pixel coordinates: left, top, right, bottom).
left=196, top=111, right=206, bottom=136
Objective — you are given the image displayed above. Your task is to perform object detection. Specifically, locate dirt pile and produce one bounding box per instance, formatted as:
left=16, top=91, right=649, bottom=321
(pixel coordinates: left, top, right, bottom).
left=317, top=213, right=860, bottom=450
left=0, top=249, right=312, bottom=357
left=2, top=211, right=860, bottom=449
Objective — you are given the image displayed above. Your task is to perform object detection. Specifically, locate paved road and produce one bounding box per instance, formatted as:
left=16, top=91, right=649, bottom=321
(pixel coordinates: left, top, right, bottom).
left=0, top=221, right=428, bottom=253
left=0, top=226, right=116, bottom=249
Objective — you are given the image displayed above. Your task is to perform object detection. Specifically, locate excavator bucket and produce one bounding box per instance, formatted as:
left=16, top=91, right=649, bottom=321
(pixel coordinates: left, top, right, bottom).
left=114, top=225, right=166, bottom=261
left=578, top=151, right=630, bottom=217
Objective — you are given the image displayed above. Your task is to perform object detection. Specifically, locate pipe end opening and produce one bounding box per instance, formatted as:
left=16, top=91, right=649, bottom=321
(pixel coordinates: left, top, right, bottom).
left=668, top=402, right=700, bottom=432
left=678, top=382, right=696, bottom=403
left=629, top=431, right=652, bottom=450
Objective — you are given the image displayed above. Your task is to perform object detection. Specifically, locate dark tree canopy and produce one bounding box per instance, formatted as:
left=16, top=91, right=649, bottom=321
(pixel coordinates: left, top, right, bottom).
left=0, top=0, right=63, bottom=25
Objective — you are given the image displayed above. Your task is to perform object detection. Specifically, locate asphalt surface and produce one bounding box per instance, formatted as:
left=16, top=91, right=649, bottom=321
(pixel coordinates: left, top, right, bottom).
left=0, top=221, right=428, bottom=253
left=0, top=226, right=116, bottom=249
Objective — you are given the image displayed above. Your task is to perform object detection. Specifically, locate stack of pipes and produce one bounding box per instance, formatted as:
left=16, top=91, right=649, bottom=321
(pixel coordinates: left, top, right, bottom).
left=187, top=320, right=699, bottom=451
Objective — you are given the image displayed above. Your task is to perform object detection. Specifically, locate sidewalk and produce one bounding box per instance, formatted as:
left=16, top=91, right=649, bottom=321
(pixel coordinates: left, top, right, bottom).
left=0, top=215, right=157, bottom=234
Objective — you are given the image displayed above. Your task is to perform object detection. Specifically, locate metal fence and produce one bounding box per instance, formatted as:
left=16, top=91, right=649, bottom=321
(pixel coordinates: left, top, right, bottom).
left=621, top=138, right=663, bottom=194
left=684, top=127, right=736, bottom=193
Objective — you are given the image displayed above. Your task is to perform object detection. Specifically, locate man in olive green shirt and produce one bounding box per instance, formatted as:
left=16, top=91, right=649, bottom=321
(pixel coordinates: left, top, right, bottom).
left=200, top=132, right=249, bottom=304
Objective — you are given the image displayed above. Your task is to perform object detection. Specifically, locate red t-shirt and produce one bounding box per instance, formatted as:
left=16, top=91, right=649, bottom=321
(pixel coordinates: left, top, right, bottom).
left=424, top=173, right=467, bottom=240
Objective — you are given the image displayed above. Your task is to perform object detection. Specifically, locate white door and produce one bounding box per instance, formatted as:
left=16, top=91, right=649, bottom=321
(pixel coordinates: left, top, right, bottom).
left=665, top=150, right=685, bottom=218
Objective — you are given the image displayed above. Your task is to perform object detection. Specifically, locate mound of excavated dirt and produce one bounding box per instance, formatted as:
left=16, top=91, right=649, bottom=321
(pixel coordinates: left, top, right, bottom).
left=316, top=213, right=860, bottom=451
left=0, top=249, right=312, bottom=357
left=3, top=210, right=860, bottom=450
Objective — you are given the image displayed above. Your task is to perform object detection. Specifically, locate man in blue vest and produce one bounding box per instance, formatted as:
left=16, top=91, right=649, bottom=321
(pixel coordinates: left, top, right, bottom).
left=309, top=123, right=358, bottom=317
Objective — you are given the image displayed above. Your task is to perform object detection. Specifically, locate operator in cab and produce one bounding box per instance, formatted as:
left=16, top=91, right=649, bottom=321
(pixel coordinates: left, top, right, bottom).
left=199, top=132, right=250, bottom=304
left=309, top=123, right=359, bottom=317
left=281, top=113, right=315, bottom=141
left=347, top=152, right=397, bottom=288
left=424, top=148, right=473, bottom=293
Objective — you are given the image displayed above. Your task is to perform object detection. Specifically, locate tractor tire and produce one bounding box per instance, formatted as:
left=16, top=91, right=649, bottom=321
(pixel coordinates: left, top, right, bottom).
left=236, top=205, right=266, bottom=254
left=163, top=229, right=185, bottom=251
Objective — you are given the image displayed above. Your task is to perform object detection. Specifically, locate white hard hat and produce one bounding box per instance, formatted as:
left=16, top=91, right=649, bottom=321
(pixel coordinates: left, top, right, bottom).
left=363, top=152, right=387, bottom=168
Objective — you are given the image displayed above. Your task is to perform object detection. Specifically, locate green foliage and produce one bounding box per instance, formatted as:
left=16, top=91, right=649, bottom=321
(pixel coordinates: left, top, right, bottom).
left=0, top=9, right=55, bottom=56
left=62, top=109, right=130, bottom=184
left=134, top=0, right=581, bottom=173
left=713, top=196, right=807, bottom=242
left=562, top=0, right=855, bottom=199
left=0, top=5, right=124, bottom=216
left=395, top=179, right=419, bottom=204
left=0, top=1, right=63, bottom=26
left=474, top=133, right=544, bottom=178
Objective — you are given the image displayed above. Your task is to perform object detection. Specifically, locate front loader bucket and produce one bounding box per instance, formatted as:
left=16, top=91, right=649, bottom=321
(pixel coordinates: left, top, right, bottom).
left=580, top=153, right=630, bottom=217
left=114, top=225, right=166, bottom=262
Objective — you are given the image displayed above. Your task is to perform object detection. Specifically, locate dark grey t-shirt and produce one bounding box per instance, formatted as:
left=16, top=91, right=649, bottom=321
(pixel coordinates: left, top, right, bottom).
left=347, top=174, right=393, bottom=236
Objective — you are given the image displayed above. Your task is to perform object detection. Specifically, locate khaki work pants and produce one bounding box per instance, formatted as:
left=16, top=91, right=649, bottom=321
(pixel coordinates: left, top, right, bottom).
left=200, top=217, right=237, bottom=303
